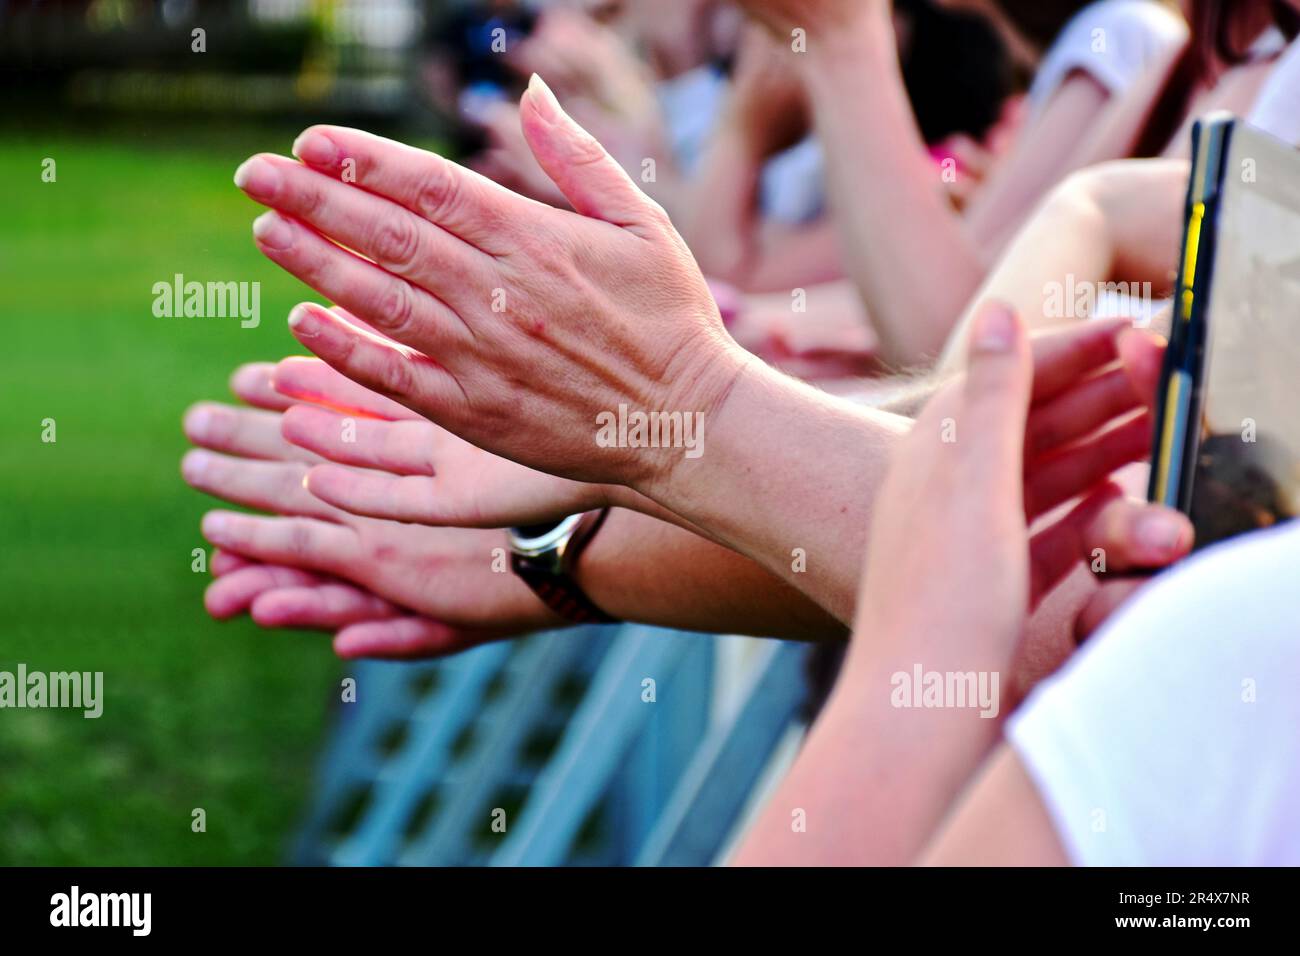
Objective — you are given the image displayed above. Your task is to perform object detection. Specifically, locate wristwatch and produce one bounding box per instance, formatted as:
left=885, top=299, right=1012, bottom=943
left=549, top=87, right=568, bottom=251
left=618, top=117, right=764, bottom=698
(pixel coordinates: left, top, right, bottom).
left=507, top=509, right=619, bottom=624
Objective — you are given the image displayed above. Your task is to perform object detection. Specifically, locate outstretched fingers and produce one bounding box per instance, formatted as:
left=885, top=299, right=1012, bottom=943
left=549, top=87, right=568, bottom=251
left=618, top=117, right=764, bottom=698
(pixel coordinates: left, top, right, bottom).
left=517, top=73, right=667, bottom=232
left=272, top=354, right=423, bottom=422
left=1028, top=483, right=1192, bottom=606
left=184, top=401, right=320, bottom=462
left=204, top=564, right=322, bottom=619
left=303, top=466, right=449, bottom=525
left=229, top=362, right=296, bottom=411
left=280, top=404, right=436, bottom=474
left=249, top=583, right=402, bottom=629
left=285, top=302, right=466, bottom=424
left=288, top=124, right=534, bottom=255
left=249, top=210, right=464, bottom=355
left=200, top=510, right=356, bottom=574
left=182, top=450, right=337, bottom=519
left=333, top=617, right=508, bottom=660
left=236, top=152, right=497, bottom=311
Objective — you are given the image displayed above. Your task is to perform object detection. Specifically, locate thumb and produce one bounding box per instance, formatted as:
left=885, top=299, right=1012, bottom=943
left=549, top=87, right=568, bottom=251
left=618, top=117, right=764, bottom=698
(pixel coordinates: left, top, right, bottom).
left=958, top=302, right=1033, bottom=495
left=518, top=73, right=663, bottom=230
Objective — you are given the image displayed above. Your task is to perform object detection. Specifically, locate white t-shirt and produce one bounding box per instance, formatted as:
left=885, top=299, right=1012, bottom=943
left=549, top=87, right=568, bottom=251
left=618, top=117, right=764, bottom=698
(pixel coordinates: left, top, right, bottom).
left=1008, top=520, right=1300, bottom=865
left=1249, top=36, right=1300, bottom=146
left=1027, top=0, right=1188, bottom=118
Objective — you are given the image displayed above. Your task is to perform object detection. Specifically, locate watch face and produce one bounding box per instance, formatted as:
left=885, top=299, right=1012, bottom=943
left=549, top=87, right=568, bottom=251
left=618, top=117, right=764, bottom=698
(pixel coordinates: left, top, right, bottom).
left=507, top=513, right=585, bottom=557
left=512, top=521, right=564, bottom=539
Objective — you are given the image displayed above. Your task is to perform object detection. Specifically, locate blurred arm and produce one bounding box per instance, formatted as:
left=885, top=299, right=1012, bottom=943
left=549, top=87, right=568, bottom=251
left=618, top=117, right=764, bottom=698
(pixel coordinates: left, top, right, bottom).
left=797, top=8, right=1117, bottom=366
left=937, top=158, right=1188, bottom=372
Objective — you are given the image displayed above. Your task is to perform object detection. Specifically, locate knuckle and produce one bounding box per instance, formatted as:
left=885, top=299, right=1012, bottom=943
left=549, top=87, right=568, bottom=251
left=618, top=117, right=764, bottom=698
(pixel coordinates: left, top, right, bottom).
left=285, top=519, right=315, bottom=557
left=639, top=195, right=671, bottom=229
left=295, top=241, right=331, bottom=288
left=567, top=132, right=606, bottom=170
left=378, top=281, right=418, bottom=338
left=371, top=214, right=423, bottom=271
left=295, top=180, right=327, bottom=220
left=415, top=164, right=462, bottom=223
left=378, top=347, right=418, bottom=401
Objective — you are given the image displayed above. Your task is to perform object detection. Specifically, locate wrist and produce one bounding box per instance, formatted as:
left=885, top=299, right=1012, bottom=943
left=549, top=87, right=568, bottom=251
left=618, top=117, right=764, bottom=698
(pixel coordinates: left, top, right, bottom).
left=504, top=515, right=619, bottom=627
left=634, top=338, right=755, bottom=507
left=500, top=561, right=571, bottom=631
left=601, top=481, right=652, bottom=514
left=800, top=3, right=895, bottom=72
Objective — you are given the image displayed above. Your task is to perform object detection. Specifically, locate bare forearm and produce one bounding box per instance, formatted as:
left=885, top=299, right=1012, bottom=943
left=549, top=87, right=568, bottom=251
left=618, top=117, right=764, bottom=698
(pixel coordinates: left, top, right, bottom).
left=937, top=159, right=1186, bottom=373
left=677, top=134, right=844, bottom=292
left=676, top=126, right=765, bottom=283
left=576, top=508, right=847, bottom=640
left=643, top=359, right=910, bottom=623
left=801, top=8, right=985, bottom=365
left=734, top=598, right=1011, bottom=866
left=962, top=75, right=1111, bottom=252
left=741, top=218, right=844, bottom=292
left=732, top=667, right=1003, bottom=865
left=938, top=188, right=1111, bottom=373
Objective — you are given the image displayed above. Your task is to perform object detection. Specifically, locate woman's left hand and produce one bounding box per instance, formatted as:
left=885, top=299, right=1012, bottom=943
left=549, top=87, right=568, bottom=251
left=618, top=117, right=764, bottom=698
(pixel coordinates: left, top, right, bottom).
left=847, top=303, right=1193, bottom=702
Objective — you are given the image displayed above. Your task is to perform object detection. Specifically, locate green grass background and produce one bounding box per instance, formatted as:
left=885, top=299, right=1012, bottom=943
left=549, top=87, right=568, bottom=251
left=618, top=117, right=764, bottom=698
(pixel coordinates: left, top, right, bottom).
left=0, top=124, right=359, bottom=864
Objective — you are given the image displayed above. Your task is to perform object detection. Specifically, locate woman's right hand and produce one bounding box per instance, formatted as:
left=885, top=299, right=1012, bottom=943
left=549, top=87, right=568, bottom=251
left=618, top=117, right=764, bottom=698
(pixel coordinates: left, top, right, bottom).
left=271, top=354, right=620, bottom=529
left=182, top=363, right=566, bottom=659
left=201, top=548, right=517, bottom=660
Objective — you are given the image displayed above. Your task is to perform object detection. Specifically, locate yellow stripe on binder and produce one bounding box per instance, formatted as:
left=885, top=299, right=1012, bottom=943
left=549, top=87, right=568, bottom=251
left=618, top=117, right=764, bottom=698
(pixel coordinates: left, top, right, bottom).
left=1180, top=202, right=1205, bottom=322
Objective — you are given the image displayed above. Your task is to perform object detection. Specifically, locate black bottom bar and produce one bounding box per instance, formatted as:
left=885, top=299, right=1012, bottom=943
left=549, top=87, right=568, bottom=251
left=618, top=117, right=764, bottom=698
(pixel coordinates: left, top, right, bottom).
left=0, top=866, right=1283, bottom=942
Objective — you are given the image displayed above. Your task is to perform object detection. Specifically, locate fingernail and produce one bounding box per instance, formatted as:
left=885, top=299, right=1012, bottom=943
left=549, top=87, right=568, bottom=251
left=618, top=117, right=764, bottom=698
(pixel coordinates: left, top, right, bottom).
left=291, top=129, right=338, bottom=167
left=252, top=211, right=293, bottom=251
left=1138, top=511, right=1184, bottom=554
left=185, top=405, right=213, bottom=439
left=287, top=303, right=318, bottom=338
left=526, top=72, right=562, bottom=122
left=202, top=512, right=230, bottom=540
left=233, top=156, right=282, bottom=200
left=229, top=363, right=267, bottom=396
left=972, top=304, right=1017, bottom=353
left=182, top=449, right=210, bottom=482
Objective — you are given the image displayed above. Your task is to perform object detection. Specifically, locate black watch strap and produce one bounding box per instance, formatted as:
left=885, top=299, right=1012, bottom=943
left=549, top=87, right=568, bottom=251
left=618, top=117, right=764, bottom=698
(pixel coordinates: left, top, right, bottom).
left=510, top=558, right=620, bottom=624
left=509, top=509, right=619, bottom=625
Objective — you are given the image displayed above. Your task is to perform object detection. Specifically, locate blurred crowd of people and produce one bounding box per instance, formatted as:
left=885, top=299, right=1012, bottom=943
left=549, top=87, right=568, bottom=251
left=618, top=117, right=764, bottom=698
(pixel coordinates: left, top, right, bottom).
left=180, top=0, right=1300, bottom=864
